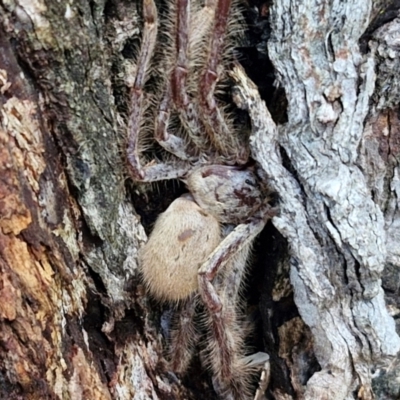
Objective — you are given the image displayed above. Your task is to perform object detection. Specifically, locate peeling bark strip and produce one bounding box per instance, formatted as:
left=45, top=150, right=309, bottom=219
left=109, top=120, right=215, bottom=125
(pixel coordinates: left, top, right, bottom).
left=248, top=1, right=400, bottom=399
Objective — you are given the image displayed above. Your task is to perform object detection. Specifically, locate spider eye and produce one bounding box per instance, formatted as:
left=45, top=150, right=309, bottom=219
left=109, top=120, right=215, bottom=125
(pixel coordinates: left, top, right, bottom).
left=245, top=179, right=256, bottom=187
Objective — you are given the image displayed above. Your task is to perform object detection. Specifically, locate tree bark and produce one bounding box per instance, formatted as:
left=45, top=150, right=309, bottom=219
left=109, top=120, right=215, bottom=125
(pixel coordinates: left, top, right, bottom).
left=0, top=0, right=399, bottom=399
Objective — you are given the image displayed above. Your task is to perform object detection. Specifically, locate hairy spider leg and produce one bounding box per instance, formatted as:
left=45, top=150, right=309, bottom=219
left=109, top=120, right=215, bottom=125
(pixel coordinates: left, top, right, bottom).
left=167, top=0, right=216, bottom=154
left=199, top=0, right=249, bottom=164
left=198, top=202, right=276, bottom=398
left=254, top=357, right=271, bottom=400
left=169, top=296, right=199, bottom=373
left=127, top=0, right=191, bottom=182
left=152, top=0, right=209, bottom=162
left=159, top=0, right=237, bottom=163
left=190, top=0, right=218, bottom=40
left=155, top=87, right=198, bottom=161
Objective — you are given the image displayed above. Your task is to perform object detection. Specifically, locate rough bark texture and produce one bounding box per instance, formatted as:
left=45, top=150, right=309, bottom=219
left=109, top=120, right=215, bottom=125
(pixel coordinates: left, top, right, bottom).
left=0, top=0, right=399, bottom=399
left=265, top=2, right=400, bottom=399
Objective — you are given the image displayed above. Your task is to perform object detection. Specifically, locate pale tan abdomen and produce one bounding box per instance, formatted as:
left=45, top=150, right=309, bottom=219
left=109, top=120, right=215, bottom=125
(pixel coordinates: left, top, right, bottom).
left=140, top=196, right=221, bottom=302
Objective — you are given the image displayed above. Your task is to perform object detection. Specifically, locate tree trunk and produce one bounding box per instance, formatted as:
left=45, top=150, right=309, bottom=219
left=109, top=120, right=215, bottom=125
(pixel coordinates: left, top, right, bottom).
left=0, top=0, right=399, bottom=399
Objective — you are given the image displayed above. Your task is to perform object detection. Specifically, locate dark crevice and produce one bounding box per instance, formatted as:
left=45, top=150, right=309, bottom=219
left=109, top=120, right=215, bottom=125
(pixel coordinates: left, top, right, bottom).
left=279, top=145, right=307, bottom=206
left=353, top=259, right=362, bottom=285
left=359, top=1, right=400, bottom=53
left=121, top=37, right=140, bottom=60
left=81, top=291, right=116, bottom=382
left=86, top=265, right=108, bottom=295
left=130, top=180, right=187, bottom=235
left=240, top=0, right=288, bottom=125
left=114, top=308, right=145, bottom=340
left=251, top=221, right=300, bottom=397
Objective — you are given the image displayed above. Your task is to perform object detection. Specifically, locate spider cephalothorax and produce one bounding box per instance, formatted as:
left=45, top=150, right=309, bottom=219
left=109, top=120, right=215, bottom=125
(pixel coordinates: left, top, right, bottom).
left=127, top=0, right=275, bottom=398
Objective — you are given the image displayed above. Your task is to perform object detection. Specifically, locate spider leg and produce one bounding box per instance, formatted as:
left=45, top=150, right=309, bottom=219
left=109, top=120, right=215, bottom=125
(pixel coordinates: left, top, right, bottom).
left=190, top=0, right=217, bottom=42
left=200, top=0, right=231, bottom=111
left=155, top=88, right=198, bottom=161
left=150, top=0, right=218, bottom=162
left=253, top=356, right=271, bottom=400
left=198, top=0, right=249, bottom=164
left=169, top=296, right=199, bottom=373
left=167, top=0, right=210, bottom=152
left=169, top=0, right=227, bottom=162
left=127, top=0, right=191, bottom=182
left=198, top=202, right=276, bottom=398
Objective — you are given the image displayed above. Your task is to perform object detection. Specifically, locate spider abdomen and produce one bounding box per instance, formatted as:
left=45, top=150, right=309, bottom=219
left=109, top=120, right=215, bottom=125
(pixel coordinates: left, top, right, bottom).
left=140, top=195, right=221, bottom=302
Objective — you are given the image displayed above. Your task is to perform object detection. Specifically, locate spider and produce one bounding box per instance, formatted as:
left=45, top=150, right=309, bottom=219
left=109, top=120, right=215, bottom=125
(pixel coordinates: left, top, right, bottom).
left=127, top=0, right=275, bottom=398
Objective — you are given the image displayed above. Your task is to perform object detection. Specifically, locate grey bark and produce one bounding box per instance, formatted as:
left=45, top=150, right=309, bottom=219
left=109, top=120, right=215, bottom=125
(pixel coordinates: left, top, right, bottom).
left=0, top=0, right=399, bottom=399
left=260, top=2, right=400, bottom=399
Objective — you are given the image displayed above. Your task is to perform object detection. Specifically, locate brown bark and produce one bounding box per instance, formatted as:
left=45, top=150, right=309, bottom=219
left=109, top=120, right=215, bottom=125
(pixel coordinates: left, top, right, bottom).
left=0, top=0, right=172, bottom=398
left=0, top=0, right=399, bottom=399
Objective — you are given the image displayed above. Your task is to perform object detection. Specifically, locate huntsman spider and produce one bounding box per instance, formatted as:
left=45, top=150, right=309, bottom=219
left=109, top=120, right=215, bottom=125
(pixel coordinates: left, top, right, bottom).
left=127, top=0, right=275, bottom=398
